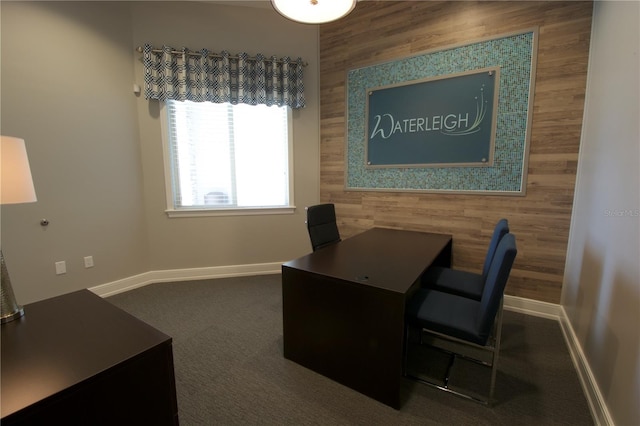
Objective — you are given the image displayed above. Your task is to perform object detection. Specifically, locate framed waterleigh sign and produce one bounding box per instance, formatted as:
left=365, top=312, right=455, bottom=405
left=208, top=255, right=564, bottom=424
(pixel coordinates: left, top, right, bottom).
left=346, top=29, right=538, bottom=195
left=366, top=67, right=499, bottom=168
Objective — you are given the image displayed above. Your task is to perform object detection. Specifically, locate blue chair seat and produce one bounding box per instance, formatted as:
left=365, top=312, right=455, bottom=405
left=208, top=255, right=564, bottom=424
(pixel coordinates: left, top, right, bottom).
left=422, top=218, right=509, bottom=300
left=404, top=233, right=518, bottom=405
left=407, top=288, right=485, bottom=345
left=422, top=267, right=485, bottom=300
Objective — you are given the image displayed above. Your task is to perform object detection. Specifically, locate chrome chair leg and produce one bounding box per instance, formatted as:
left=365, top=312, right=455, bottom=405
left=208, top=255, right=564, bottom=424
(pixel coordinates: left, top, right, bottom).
left=405, top=297, right=505, bottom=406
left=487, top=298, right=504, bottom=405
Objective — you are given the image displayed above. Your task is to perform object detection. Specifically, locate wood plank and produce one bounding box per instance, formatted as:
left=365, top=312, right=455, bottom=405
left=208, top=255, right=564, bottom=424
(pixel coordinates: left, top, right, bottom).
left=319, top=1, right=593, bottom=304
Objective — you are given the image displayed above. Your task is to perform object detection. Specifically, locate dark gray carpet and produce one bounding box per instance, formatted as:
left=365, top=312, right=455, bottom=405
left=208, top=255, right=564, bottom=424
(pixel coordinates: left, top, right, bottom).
left=107, top=275, right=593, bottom=425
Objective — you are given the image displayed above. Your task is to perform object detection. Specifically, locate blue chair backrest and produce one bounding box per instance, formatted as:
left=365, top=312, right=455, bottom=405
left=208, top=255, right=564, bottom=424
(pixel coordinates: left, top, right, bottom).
left=482, top=219, right=510, bottom=278
left=476, top=233, right=517, bottom=344
left=306, top=203, right=341, bottom=251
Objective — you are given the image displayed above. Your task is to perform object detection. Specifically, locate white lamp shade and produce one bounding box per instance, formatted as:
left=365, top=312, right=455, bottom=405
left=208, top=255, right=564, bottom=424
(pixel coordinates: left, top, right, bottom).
left=1, top=136, right=37, bottom=205
left=271, top=0, right=357, bottom=24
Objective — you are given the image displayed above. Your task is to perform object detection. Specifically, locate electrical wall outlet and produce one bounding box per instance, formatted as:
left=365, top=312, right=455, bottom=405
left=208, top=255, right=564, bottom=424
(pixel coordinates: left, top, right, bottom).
left=84, top=256, right=94, bottom=268
left=55, top=261, right=66, bottom=275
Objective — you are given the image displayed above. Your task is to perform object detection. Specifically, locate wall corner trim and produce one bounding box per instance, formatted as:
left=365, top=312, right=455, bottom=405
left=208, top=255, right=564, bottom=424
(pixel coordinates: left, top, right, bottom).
left=88, top=262, right=283, bottom=298
left=503, top=294, right=561, bottom=319
left=558, top=306, right=615, bottom=426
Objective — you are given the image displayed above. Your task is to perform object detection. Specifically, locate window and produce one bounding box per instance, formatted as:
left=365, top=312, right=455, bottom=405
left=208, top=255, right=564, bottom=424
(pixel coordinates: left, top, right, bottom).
left=161, top=100, right=294, bottom=217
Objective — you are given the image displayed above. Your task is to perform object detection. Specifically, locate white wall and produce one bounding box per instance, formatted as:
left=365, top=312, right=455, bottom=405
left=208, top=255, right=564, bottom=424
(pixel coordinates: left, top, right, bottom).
left=130, top=2, right=320, bottom=271
left=562, top=1, right=640, bottom=424
left=0, top=1, right=320, bottom=304
left=1, top=2, right=148, bottom=303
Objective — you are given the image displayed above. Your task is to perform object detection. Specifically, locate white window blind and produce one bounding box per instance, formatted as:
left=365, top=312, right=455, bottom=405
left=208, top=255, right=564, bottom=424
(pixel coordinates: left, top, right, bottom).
left=164, top=100, right=292, bottom=214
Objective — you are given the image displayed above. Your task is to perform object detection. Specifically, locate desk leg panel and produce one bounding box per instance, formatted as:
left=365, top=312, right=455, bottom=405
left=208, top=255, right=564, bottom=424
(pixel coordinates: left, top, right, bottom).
left=432, top=239, right=452, bottom=268
left=282, top=266, right=404, bottom=409
left=2, top=342, right=178, bottom=426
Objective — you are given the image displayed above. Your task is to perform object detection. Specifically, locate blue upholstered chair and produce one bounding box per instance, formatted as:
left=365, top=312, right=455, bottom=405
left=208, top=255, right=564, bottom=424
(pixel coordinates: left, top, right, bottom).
left=405, top=233, right=518, bottom=405
left=422, top=218, right=509, bottom=300
left=306, top=203, right=341, bottom=252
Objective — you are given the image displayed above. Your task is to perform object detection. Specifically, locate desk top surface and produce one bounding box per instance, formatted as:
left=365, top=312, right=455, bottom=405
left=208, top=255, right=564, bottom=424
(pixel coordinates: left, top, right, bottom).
left=0, top=289, right=171, bottom=419
left=283, top=227, right=452, bottom=293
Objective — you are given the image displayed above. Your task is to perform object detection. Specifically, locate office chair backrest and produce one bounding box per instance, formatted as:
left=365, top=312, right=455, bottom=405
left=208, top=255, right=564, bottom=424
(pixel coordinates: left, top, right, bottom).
left=306, top=203, right=341, bottom=251
left=482, top=219, right=510, bottom=278
left=476, top=233, right=517, bottom=344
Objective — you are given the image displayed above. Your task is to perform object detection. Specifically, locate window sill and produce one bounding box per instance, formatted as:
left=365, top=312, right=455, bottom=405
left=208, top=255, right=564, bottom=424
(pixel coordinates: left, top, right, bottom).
left=165, top=206, right=296, bottom=218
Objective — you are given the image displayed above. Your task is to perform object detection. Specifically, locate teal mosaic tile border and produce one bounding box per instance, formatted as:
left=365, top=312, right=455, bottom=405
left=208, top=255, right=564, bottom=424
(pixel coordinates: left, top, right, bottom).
left=346, top=30, right=537, bottom=194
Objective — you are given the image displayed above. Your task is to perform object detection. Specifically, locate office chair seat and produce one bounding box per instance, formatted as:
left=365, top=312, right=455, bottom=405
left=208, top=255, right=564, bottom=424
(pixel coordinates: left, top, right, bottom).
left=407, top=288, right=484, bottom=344
left=422, top=218, right=509, bottom=300
left=405, top=233, right=517, bottom=405
left=411, top=233, right=516, bottom=344
left=422, top=267, right=485, bottom=301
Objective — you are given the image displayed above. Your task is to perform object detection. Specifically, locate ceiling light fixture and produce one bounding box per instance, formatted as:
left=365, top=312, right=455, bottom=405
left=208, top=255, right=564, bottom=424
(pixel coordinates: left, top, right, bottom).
left=271, top=0, right=358, bottom=25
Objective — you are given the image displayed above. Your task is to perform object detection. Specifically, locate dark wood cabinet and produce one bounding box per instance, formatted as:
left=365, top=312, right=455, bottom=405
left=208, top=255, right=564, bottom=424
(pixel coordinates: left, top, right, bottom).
left=1, top=290, right=178, bottom=425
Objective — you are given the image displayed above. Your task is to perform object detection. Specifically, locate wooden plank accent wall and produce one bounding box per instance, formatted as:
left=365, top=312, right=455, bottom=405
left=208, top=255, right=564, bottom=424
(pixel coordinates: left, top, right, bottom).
left=319, top=1, right=593, bottom=304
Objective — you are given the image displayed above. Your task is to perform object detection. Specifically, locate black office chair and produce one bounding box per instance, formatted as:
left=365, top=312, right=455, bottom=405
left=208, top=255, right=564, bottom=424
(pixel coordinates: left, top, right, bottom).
left=306, top=203, right=341, bottom=251
left=422, top=218, right=509, bottom=300
left=405, top=233, right=517, bottom=405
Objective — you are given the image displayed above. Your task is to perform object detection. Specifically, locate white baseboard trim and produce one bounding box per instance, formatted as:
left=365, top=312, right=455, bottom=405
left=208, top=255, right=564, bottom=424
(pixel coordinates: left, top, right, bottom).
left=503, top=295, right=611, bottom=425
left=503, top=294, right=561, bottom=319
left=93, top=271, right=565, bottom=319
left=89, top=272, right=157, bottom=298
left=559, top=306, right=614, bottom=426
left=89, top=262, right=283, bottom=298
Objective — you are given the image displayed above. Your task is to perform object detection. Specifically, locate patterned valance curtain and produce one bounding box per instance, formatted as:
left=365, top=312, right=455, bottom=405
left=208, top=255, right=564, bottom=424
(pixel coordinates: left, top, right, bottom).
left=142, top=44, right=305, bottom=109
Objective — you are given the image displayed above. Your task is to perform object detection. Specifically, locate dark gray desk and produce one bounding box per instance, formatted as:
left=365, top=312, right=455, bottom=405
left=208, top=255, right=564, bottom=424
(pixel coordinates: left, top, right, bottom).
left=1, top=290, right=178, bottom=425
left=282, top=227, right=452, bottom=409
